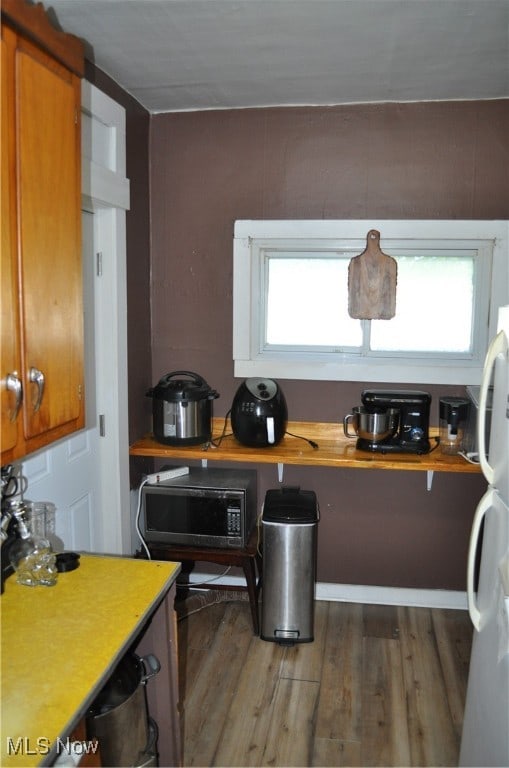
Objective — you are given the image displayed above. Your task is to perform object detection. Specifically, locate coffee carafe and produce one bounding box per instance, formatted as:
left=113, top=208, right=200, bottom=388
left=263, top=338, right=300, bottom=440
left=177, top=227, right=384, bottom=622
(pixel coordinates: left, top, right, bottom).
left=439, top=397, right=470, bottom=454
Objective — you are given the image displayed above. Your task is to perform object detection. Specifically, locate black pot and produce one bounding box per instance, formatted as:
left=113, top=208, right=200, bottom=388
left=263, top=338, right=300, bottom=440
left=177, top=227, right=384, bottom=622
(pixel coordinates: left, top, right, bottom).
left=147, top=371, right=219, bottom=446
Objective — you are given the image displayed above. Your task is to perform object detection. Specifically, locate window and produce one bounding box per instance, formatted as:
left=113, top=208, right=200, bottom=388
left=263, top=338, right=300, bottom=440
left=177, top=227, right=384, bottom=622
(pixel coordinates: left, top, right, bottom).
left=233, top=220, right=508, bottom=385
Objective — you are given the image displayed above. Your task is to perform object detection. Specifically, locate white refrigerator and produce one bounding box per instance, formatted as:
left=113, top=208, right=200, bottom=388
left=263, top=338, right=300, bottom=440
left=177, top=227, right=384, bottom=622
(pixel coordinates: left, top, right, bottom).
left=460, top=305, right=509, bottom=767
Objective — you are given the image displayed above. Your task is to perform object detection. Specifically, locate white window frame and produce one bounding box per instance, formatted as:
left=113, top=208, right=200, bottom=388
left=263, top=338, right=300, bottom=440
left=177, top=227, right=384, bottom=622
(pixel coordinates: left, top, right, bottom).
left=233, top=220, right=508, bottom=385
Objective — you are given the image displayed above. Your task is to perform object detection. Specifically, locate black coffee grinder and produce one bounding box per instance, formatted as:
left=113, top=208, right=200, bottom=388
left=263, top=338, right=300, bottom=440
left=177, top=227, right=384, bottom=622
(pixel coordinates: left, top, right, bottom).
left=360, top=390, right=432, bottom=454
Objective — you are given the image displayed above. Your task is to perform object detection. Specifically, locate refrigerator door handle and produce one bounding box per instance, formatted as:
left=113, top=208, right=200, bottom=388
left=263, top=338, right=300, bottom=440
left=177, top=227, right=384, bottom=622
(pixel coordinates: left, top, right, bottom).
left=478, top=329, right=507, bottom=485
left=467, top=487, right=495, bottom=631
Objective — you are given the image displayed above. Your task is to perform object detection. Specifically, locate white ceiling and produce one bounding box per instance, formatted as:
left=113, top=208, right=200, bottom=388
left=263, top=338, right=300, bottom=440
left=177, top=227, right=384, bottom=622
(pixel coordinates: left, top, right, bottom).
left=48, top=0, right=509, bottom=114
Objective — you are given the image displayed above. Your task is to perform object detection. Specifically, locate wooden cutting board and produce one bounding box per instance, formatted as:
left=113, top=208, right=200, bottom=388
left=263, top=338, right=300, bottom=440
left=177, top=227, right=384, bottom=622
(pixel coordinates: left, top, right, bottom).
left=348, top=230, right=397, bottom=319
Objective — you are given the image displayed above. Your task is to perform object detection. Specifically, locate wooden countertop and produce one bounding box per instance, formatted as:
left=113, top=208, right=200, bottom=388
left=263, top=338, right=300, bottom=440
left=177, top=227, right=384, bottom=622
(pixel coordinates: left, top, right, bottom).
left=0, top=554, right=180, bottom=767
left=130, top=419, right=481, bottom=474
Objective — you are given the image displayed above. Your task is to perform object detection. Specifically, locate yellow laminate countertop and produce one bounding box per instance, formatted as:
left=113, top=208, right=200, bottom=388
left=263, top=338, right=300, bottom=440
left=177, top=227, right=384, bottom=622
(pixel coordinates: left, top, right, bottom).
left=0, top=554, right=180, bottom=767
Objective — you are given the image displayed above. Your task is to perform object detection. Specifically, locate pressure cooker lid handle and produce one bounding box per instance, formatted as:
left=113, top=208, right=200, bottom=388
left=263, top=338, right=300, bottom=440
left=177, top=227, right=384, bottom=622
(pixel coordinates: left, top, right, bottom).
left=146, top=370, right=219, bottom=400
left=160, top=370, right=207, bottom=386
left=163, top=371, right=219, bottom=398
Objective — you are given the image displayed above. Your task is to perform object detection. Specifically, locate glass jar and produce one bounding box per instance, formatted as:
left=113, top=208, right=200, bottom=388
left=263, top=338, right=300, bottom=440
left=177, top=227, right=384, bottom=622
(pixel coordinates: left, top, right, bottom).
left=7, top=501, right=58, bottom=587
left=24, top=500, right=59, bottom=545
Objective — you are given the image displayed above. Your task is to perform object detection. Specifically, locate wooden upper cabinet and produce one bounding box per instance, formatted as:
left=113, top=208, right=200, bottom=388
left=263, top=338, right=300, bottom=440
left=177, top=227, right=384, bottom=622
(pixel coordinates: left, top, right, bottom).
left=1, top=26, right=21, bottom=456
left=17, top=38, right=83, bottom=441
left=1, top=1, right=85, bottom=464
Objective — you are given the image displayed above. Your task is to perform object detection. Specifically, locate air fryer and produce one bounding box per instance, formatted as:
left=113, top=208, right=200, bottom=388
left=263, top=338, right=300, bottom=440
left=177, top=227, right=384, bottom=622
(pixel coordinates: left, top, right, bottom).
left=231, top=378, right=288, bottom=447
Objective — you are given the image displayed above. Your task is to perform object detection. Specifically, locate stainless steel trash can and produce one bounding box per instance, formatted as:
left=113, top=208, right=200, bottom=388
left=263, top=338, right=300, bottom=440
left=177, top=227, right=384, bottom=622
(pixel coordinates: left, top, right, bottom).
left=261, top=486, right=318, bottom=644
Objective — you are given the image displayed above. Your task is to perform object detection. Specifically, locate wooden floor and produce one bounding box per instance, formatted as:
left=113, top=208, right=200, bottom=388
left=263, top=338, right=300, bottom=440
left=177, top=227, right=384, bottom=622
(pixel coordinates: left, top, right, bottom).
left=177, top=597, right=472, bottom=767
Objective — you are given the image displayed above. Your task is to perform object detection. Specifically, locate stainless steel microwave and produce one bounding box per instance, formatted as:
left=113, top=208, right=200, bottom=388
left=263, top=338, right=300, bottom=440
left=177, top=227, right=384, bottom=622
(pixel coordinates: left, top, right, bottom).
left=142, top=466, right=257, bottom=548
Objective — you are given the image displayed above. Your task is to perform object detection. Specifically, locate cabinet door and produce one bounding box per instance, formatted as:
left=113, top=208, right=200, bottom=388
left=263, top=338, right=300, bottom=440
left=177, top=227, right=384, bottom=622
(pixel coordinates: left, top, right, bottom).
left=16, top=38, right=84, bottom=442
left=1, top=26, right=21, bottom=456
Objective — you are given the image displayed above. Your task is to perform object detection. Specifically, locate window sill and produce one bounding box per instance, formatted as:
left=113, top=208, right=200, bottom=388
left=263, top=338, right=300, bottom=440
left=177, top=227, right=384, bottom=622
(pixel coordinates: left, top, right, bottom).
left=234, top=358, right=484, bottom=386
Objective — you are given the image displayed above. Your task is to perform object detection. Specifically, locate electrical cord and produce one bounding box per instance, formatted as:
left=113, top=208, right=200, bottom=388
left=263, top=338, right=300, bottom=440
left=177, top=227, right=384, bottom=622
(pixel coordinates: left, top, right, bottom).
left=208, top=413, right=320, bottom=450
left=1, top=464, right=19, bottom=499
left=208, top=409, right=233, bottom=448
left=459, top=451, right=480, bottom=464
left=177, top=566, right=232, bottom=588
left=285, top=430, right=319, bottom=449
left=136, top=479, right=151, bottom=560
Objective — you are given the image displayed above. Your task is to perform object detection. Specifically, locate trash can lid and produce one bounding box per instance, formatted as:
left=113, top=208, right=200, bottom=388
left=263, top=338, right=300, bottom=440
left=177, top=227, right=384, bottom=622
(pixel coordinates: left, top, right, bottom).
left=263, top=487, right=318, bottom=523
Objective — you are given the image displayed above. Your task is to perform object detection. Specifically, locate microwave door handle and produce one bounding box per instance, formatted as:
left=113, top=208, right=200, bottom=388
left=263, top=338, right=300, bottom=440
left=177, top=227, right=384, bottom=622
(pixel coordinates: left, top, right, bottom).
left=467, top=487, right=494, bottom=631
left=478, top=330, right=506, bottom=484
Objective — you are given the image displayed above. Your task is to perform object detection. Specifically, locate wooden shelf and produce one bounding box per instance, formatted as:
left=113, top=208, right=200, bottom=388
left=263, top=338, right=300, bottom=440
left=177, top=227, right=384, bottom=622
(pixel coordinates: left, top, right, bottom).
left=130, top=419, right=481, bottom=474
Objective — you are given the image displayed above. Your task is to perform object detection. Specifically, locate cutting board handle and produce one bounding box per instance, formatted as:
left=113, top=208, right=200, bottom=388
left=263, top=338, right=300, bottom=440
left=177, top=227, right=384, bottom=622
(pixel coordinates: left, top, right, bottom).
left=366, top=229, right=381, bottom=251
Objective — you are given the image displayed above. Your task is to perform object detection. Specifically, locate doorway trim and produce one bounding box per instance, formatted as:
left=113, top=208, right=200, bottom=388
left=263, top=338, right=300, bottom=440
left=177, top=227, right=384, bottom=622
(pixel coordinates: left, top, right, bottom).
left=81, top=80, right=131, bottom=553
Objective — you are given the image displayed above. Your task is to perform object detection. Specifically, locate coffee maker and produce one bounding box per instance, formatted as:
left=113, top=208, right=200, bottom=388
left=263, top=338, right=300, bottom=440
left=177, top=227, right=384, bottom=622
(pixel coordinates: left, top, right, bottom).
left=439, top=396, right=470, bottom=454
left=358, top=390, right=432, bottom=454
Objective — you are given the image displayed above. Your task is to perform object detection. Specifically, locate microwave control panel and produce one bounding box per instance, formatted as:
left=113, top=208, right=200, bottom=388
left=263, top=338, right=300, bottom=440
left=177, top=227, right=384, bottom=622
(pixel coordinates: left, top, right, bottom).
left=226, top=502, right=242, bottom=536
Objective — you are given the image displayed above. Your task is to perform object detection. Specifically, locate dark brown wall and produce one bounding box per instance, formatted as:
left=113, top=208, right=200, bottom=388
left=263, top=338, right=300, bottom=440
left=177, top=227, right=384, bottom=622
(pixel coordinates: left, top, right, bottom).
left=147, top=100, right=508, bottom=590
left=148, top=101, right=508, bottom=413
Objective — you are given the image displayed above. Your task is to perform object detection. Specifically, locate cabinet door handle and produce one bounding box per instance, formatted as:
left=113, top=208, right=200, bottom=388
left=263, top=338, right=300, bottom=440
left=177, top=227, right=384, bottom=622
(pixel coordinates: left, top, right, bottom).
left=29, top=367, right=45, bottom=413
left=5, top=373, right=23, bottom=422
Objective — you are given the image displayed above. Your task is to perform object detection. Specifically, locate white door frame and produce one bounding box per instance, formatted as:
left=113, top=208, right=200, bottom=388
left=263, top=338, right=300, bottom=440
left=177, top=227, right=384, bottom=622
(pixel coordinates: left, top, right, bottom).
left=81, top=81, right=131, bottom=554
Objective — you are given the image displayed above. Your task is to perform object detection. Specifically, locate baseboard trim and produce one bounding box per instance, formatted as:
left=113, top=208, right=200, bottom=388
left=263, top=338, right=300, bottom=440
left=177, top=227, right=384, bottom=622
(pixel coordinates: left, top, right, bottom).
left=315, top=582, right=467, bottom=610
left=185, top=572, right=467, bottom=610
